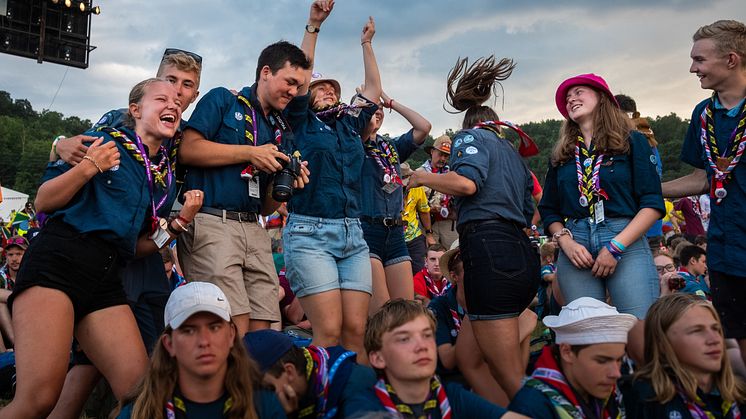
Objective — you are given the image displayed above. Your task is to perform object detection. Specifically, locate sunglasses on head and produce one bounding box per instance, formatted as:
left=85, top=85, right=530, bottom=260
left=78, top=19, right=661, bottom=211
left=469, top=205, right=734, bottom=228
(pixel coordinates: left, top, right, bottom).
left=6, top=238, right=26, bottom=246
left=162, top=48, right=202, bottom=64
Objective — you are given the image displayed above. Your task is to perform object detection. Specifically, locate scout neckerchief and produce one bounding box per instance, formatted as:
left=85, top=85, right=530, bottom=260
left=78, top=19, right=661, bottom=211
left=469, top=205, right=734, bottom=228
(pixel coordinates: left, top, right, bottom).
left=236, top=94, right=294, bottom=179
left=365, top=136, right=402, bottom=185
left=677, top=383, right=741, bottom=419
left=315, top=101, right=372, bottom=119
left=418, top=267, right=449, bottom=299
left=472, top=119, right=539, bottom=157
left=374, top=374, right=451, bottom=419
left=99, top=127, right=173, bottom=234
left=699, top=94, right=746, bottom=204
left=525, top=346, right=623, bottom=419
left=165, top=390, right=233, bottom=419
left=574, top=137, right=608, bottom=216
left=299, top=345, right=356, bottom=419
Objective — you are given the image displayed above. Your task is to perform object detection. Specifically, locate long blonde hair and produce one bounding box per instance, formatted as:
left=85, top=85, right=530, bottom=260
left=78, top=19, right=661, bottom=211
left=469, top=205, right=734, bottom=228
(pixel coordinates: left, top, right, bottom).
left=111, top=323, right=260, bottom=419
left=635, top=293, right=746, bottom=404
left=551, top=87, right=633, bottom=166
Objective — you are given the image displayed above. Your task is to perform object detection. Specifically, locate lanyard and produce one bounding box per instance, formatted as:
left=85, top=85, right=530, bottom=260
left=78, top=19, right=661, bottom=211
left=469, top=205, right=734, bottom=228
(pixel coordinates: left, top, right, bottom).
left=134, top=134, right=173, bottom=233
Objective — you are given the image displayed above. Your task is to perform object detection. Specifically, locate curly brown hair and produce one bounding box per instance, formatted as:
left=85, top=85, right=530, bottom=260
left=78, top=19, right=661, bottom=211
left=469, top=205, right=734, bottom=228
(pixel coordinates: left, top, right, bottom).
left=445, top=55, right=516, bottom=129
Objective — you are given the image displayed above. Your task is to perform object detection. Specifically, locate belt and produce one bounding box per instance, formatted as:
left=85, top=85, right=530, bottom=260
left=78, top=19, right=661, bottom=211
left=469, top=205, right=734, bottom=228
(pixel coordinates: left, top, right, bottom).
left=457, top=218, right=523, bottom=235
left=361, top=216, right=404, bottom=227
left=199, top=206, right=259, bottom=222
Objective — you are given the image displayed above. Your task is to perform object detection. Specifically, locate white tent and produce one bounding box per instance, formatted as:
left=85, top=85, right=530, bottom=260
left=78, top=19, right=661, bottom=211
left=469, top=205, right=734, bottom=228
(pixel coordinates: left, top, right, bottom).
left=0, top=187, right=30, bottom=221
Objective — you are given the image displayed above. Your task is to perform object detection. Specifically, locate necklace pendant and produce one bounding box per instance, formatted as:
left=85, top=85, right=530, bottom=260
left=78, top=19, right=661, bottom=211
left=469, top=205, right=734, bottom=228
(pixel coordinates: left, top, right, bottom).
left=716, top=156, right=733, bottom=171
left=579, top=196, right=589, bottom=207
left=583, top=158, right=593, bottom=167
left=383, top=173, right=391, bottom=183
left=715, top=187, right=727, bottom=199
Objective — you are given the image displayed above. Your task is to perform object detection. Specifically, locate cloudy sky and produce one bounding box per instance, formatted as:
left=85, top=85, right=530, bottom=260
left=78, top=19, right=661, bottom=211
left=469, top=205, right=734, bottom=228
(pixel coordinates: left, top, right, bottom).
left=0, top=1, right=743, bottom=137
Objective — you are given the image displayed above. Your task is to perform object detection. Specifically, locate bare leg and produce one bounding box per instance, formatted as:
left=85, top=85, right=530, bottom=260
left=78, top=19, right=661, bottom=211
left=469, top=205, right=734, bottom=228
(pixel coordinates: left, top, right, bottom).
left=341, top=290, right=371, bottom=365
left=384, top=261, right=414, bottom=301
left=627, top=320, right=645, bottom=365
left=456, top=318, right=508, bottom=406
left=518, top=309, right=538, bottom=369
left=0, top=303, right=14, bottom=347
left=299, top=290, right=343, bottom=347
left=47, top=365, right=102, bottom=419
left=471, top=317, right=523, bottom=400
left=232, top=313, right=251, bottom=338
left=75, top=305, right=148, bottom=399
left=368, top=259, right=390, bottom=316
left=0, top=287, right=74, bottom=419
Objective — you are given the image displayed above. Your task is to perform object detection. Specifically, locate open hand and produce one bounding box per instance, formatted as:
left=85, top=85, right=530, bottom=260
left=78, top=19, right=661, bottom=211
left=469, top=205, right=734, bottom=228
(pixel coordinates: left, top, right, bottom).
left=85, top=138, right=120, bottom=172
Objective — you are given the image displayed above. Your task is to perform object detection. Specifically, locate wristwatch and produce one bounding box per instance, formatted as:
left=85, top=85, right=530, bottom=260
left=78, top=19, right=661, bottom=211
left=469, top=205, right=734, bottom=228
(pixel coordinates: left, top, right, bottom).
left=305, top=24, right=320, bottom=34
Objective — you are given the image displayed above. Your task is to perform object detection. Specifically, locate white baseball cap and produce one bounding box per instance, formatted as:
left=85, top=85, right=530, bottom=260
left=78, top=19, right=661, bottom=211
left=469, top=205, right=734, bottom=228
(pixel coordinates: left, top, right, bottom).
left=543, top=297, right=637, bottom=345
left=164, top=282, right=232, bottom=329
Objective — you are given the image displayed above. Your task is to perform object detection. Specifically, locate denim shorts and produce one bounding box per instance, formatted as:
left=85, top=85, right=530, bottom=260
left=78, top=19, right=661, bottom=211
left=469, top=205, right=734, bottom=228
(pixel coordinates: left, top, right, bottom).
left=361, top=221, right=411, bottom=266
left=459, top=219, right=541, bottom=320
left=283, top=214, right=372, bottom=298
left=556, top=217, right=659, bottom=319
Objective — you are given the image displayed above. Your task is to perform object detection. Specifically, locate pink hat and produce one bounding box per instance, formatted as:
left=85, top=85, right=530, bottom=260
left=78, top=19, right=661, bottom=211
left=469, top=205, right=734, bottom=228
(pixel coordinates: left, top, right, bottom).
left=555, top=73, right=620, bottom=119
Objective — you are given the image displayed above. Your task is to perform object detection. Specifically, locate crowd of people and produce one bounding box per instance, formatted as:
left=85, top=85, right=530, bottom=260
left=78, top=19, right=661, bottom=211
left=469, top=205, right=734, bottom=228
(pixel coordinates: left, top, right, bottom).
left=0, top=2, right=744, bottom=417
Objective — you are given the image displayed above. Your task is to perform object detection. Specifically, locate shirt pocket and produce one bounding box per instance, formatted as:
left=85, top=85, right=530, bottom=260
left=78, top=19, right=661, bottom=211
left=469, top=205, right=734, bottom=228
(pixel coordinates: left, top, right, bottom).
left=602, top=154, right=632, bottom=187
left=219, top=110, right=245, bottom=144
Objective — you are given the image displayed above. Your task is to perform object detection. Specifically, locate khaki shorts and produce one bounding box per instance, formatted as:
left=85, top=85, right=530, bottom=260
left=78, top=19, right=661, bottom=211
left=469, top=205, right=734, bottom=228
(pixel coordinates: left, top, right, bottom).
left=177, top=212, right=280, bottom=322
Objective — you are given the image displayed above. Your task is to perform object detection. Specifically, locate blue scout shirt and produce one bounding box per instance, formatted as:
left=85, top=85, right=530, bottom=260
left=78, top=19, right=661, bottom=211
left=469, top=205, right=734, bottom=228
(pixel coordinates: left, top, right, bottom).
left=360, top=130, right=419, bottom=218
left=428, top=286, right=465, bottom=377
left=116, top=388, right=287, bottom=419
left=449, top=127, right=534, bottom=228
left=184, top=84, right=287, bottom=213
left=42, top=127, right=176, bottom=258
left=622, top=378, right=743, bottom=419
left=344, top=379, right=508, bottom=418
left=286, top=94, right=378, bottom=219
left=680, top=97, right=746, bottom=275
left=539, top=130, right=665, bottom=232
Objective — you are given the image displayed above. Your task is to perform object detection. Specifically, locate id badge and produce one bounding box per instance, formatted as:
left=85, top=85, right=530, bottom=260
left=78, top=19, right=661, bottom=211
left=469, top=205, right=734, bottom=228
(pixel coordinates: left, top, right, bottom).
left=150, top=227, right=171, bottom=248
left=594, top=200, right=605, bottom=224
left=248, top=176, right=260, bottom=198
left=381, top=182, right=400, bottom=194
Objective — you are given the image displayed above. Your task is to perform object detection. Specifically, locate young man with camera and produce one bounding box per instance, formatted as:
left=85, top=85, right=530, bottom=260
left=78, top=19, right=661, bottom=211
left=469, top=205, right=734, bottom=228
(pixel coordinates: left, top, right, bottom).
left=177, top=36, right=314, bottom=336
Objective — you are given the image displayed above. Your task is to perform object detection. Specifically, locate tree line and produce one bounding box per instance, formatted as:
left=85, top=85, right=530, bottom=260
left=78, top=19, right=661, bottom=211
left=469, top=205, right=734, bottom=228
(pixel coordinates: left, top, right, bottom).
left=0, top=90, right=691, bottom=198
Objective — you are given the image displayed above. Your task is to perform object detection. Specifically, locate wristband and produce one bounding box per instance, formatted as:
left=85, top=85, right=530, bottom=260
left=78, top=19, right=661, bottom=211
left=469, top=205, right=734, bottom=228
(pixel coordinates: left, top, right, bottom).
left=174, top=217, right=189, bottom=232
left=177, top=215, right=191, bottom=226
left=552, top=227, right=573, bottom=241
left=361, top=40, right=371, bottom=46
left=167, top=221, right=182, bottom=236
left=82, top=156, right=103, bottom=174
left=605, top=242, right=623, bottom=261
left=609, top=239, right=626, bottom=252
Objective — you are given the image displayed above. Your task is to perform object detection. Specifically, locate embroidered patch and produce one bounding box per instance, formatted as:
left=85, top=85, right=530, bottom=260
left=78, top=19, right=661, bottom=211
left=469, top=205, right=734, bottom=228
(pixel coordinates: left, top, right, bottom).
left=454, top=138, right=463, bottom=148
left=463, top=135, right=475, bottom=144
left=235, top=112, right=243, bottom=121
left=96, top=115, right=109, bottom=125
left=465, top=146, right=478, bottom=155
left=669, top=411, right=683, bottom=419
left=650, top=154, right=657, bottom=164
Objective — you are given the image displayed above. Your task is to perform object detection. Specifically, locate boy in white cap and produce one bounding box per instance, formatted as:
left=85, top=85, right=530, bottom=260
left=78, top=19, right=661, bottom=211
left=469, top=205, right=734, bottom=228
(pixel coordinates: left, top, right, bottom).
left=508, top=297, right=637, bottom=418
left=114, top=281, right=285, bottom=418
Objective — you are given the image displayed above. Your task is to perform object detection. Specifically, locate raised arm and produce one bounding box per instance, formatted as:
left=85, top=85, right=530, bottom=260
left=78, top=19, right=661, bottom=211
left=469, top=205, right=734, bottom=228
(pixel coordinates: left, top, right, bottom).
left=298, top=0, right=334, bottom=96
left=359, top=17, right=382, bottom=102
left=381, top=90, right=431, bottom=144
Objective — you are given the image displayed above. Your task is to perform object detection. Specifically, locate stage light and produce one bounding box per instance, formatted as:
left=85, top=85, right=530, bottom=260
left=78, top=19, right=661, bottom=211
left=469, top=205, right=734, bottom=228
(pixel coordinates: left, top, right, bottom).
left=51, top=0, right=60, bottom=4
left=64, top=0, right=72, bottom=7
left=63, top=46, right=71, bottom=61
left=78, top=2, right=85, bottom=12
left=3, top=36, right=10, bottom=51
left=91, top=6, right=100, bottom=15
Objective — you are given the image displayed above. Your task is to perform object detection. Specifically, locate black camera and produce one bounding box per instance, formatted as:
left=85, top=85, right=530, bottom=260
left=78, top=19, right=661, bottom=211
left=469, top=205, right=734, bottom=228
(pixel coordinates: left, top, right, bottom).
left=272, top=153, right=302, bottom=202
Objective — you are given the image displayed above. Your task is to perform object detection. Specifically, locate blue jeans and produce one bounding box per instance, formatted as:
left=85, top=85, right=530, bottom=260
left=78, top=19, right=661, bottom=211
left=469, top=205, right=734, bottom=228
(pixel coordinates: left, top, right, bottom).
left=556, top=217, right=659, bottom=319
left=283, top=214, right=372, bottom=298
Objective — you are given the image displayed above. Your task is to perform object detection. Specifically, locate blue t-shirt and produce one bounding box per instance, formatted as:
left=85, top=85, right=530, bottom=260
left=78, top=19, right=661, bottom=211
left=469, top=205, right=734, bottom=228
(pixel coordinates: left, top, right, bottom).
left=539, top=131, right=665, bottom=231
left=360, top=130, right=420, bottom=218
left=344, top=379, right=507, bottom=418
left=428, top=287, right=465, bottom=377
left=678, top=270, right=711, bottom=299
left=286, top=94, right=378, bottom=219
left=42, top=127, right=177, bottom=258
left=450, top=127, right=534, bottom=227
left=680, top=96, right=746, bottom=275
left=117, top=389, right=286, bottom=418
left=184, top=84, right=294, bottom=212
left=622, top=378, right=743, bottom=419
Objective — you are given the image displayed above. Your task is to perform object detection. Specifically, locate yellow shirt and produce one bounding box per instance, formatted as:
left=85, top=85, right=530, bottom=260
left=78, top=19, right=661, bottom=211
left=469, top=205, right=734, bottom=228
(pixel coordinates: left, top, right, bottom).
left=402, top=187, right=430, bottom=242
